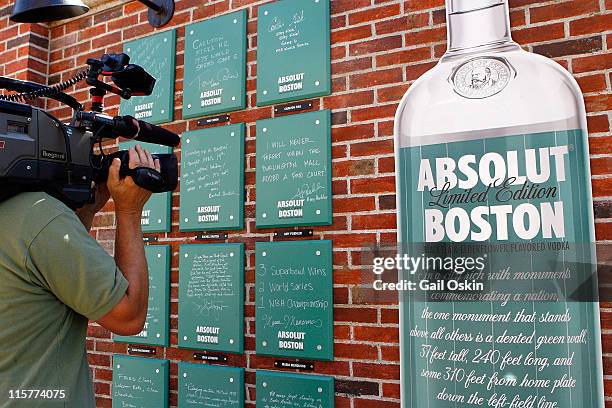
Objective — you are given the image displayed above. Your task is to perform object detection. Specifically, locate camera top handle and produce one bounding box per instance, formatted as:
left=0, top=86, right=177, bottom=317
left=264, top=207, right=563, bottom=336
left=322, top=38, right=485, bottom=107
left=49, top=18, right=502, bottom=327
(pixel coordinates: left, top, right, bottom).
left=0, top=76, right=83, bottom=111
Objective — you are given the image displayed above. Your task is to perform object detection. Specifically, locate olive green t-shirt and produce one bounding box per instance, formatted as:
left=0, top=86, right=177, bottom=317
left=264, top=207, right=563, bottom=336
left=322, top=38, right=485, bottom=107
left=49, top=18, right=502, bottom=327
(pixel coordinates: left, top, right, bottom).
left=0, top=192, right=129, bottom=407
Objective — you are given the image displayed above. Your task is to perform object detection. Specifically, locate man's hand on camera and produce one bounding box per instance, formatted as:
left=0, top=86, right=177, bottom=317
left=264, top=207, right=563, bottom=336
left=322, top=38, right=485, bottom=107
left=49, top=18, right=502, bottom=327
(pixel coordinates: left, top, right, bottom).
left=108, top=145, right=159, bottom=216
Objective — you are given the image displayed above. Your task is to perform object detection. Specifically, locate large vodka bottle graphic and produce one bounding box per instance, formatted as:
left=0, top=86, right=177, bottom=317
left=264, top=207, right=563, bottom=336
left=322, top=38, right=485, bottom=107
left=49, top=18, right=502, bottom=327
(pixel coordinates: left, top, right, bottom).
left=394, top=0, right=604, bottom=407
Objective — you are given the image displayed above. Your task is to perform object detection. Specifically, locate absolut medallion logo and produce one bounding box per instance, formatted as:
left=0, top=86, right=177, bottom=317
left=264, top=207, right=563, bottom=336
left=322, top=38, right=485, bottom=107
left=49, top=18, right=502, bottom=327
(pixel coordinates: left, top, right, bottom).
left=452, top=57, right=512, bottom=99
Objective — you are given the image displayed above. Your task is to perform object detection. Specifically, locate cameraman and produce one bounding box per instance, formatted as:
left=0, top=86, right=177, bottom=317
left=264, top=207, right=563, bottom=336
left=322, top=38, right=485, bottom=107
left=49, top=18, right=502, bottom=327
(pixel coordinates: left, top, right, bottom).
left=0, top=145, right=158, bottom=407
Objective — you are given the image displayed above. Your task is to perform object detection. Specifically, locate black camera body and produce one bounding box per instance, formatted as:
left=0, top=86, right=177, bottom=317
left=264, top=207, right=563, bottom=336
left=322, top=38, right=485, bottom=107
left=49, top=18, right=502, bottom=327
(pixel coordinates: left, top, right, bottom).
left=0, top=101, right=94, bottom=206
left=0, top=53, right=180, bottom=208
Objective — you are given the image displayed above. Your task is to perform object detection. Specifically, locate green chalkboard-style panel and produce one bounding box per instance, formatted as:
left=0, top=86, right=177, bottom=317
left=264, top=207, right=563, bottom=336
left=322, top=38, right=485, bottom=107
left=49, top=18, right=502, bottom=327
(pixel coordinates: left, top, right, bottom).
left=257, top=0, right=331, bottom=106
left=115, top=245, right=170, bottom=346
left=256, top=110, right=332, bottom=228
left=183, top=10, right=247, bottom=119
left=112, top=355, right=169, bottom=408
left=178, top=363, right=244, bottom=407
left=256, top=371, right=334, bottom=408
left=178, top=243, right=245, bottom=353
left=121, top=30, right=176, bottom=124
left=120, top=140, right=173, bottom=233
left=256, top=240, right=333, bottom=361
left=180, top=124, right=245, bottom=232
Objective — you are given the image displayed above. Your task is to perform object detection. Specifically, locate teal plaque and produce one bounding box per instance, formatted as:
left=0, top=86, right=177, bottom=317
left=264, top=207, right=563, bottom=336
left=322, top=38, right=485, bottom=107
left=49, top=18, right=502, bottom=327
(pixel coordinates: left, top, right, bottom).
left=256, top=240, right=333, bottom=361
left=256, top=110, right=332, bottom=228
left=112, top=355, right=169, bottom=408
left=256, top=371, right=334, bottom=408
left=120, top=140, right=172, bottom=233
left=183, top=10, right=247, bottom=118
left=115, top=245, right=170, bottom=346
left=180, top=124, right=245, bottom=232
left=121, top=30, right=176, bottom=124
left=256, top=0, right=331, bottom=106
left=178, top=363, right=244, bottom=407
left=179, top=243, right=244, bottom=353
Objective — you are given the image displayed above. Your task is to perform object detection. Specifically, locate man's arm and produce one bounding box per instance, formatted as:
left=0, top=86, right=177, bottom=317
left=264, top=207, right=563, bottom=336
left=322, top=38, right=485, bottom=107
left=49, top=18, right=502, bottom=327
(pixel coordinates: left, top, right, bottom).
left=96, top=211, right=147, bottom=335
left=96, top=146, right=159, bottom=336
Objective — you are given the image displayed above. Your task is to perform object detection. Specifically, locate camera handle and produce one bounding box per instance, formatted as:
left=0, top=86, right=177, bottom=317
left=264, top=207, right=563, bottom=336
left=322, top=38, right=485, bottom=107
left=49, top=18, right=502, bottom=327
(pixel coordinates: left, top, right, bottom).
left=0, top=76, right=83, bottom=111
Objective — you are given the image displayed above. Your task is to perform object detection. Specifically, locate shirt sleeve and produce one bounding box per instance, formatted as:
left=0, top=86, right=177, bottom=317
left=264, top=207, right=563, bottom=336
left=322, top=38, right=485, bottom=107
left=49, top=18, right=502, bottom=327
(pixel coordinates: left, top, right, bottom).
left=25, top=210, right=129, bottom=321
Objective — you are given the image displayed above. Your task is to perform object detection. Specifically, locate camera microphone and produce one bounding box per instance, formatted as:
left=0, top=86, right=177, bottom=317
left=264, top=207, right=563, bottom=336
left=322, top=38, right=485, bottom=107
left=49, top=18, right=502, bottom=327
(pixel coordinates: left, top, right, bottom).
left=115, top=115, right=180, bottom=147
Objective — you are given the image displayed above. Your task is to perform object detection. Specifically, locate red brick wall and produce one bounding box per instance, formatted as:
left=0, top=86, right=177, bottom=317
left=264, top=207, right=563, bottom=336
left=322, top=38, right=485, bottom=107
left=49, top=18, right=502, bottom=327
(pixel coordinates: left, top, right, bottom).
left=0, top=0, right=610, bottom=406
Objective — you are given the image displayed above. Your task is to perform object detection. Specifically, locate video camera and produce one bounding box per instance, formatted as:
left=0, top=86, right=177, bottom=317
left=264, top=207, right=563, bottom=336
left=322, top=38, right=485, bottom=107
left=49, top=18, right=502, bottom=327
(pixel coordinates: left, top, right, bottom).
left=0, top=53, right=180, bottom=209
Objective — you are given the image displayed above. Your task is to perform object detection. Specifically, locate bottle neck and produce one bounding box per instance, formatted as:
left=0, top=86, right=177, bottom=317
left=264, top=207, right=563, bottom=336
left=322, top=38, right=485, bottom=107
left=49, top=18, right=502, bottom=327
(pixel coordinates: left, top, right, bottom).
left=445, top=1, right=514, bottom=55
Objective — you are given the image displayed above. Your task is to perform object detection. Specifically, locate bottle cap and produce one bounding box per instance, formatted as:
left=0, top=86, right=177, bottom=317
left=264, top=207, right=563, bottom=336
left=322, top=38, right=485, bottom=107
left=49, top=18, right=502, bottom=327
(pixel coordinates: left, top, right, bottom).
left=447, top=0, right=505, bottom=14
